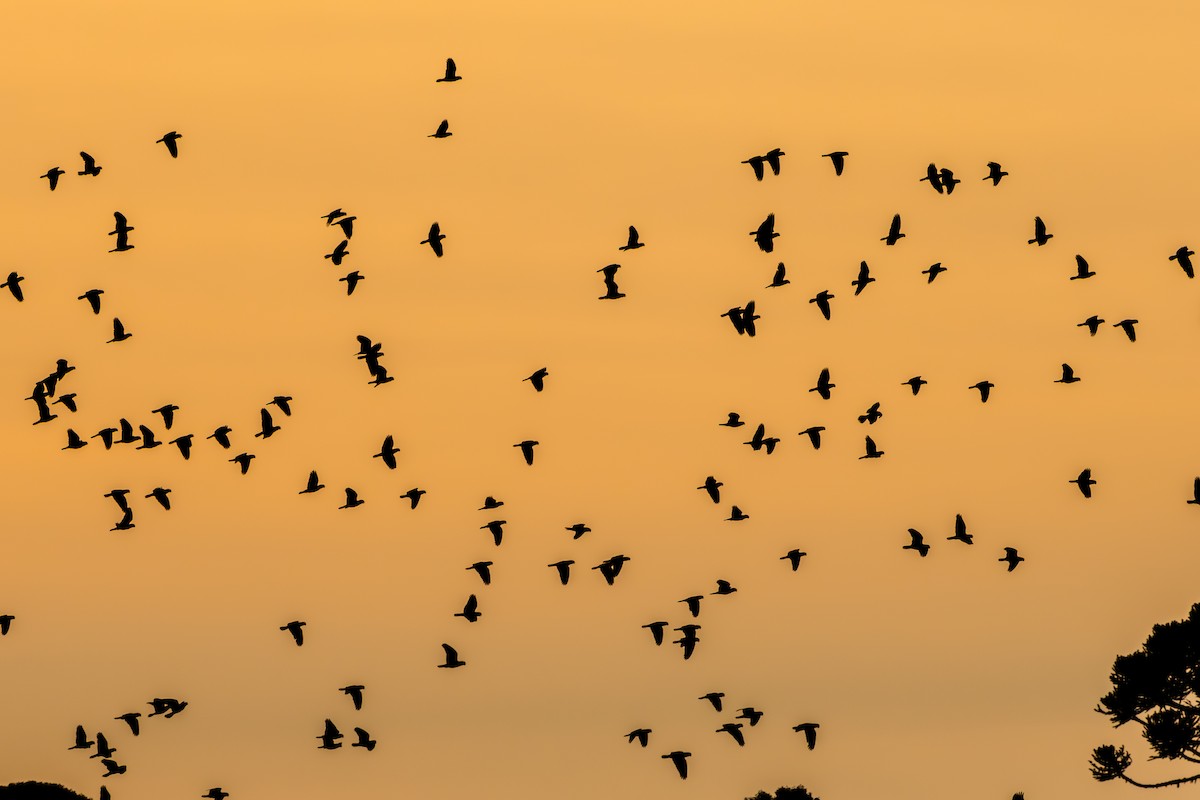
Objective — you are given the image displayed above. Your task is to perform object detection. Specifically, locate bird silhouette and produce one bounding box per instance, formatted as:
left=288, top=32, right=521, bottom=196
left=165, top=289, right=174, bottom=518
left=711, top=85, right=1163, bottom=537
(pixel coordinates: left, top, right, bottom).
left=104, top=489, right=132, bottom=512
left=920, top=163, right=944, bottom=193
left=324, top=239, right=350, bottom=266
left=341, top=685, right=365, bottom=710
left=317, top=718, right=343, bottom=749
left=674, top=626, right=700, bottom=659
left=438, top=643, right=466, bottom=668
left=548, top=560, right=574, bottom=585
left=859, top=436, right=884, bottom=459
left=593, top=554, right=631, bottom=585
left=109, top=212, right=134, bottom=252
left=810, top=290, right=834, bottom=320
left=78, top=289, right=104, bottom=314
left=299, top=471, right=325, bottom=494
left=429, top=119, right=452, bottom=138
left=117, top=418, right=140, bottom=444
left=742, top=154, right=766, bottom=181
left=1070, top=468, right=1096, bottom=498
left=939, top=168, right=961, bottom=194
left=858, top=403, right=883, bottom=424
left=230, top=453, right=255, bottom=474
left=107, top=318, right=132, bottom=343
left=727, top=505, right=749, bottom=521
left=414, top=222, right=446, bottom=258
left=147, top=697, right=188, bottom=717
left=62, top=429, right=87, bottom=450
left=467, top=561, right=493, bottom=585
left=717, top=723, right=746, bottom=746
left=524, top=367, right=549, bottom=391
left=1169, top=246, right=1195, bottom=278
left=680, top=595, right=703, bottom=617
left=1071, top=254, right=1095, bottom=280
left=90, top=732, right=116, bottom=760
left=1028, top=216, right=1052, bottom=246
left=744, top=423, right=778, bottom=453
left=643, top=621, right=668, bottom=645
left=626, top=729, right=651, bottom=747
left=202, top=789, right=229, bottom=800
left=1189, top=478, right=1200, bottom=507
left=339, top=271, right=364, bottom=295
left=736, top=707, right=764, bottom=726
left=114, top=713, right=140, bottom=736
left=564, top=523, right=590, bottom=540
left=763, top=147, right=784, bottom=175
left=100, top=759, right=126, bottom=777
left=822, top=151, right=849, bottom=175
left=374, top=435, right=400, bottom=469
left=1077, top=315, right=1104, bottom=336
left=881, top=214, right=904, bottom=245
left=339, top=488, right=364, bottom=509
left=700, top=692, right=725, bottom=712
left=78, top=151, right=102, bottom=176
left=281, top=620, right=306, bottom=645
left=662, top=751, right=691, bottom=779
left=922, top=262, right=947, bottom=283
left=983, top=162, right=1008, bottom=185
left=597, top=263, right=624, bottom=299
left=712, top=579, right=737, bottom=595
left=253, top=408, right=281, bottom=439
left=110, top=507, right=135, bottom=532
left=40, top=167, right=65, bottom=191
left=352, top=727, right=377, bottom=751
left=321, top=209, right=346, bottom=225
left=481, top=519, right=506, bottom=546
left=146, top=488, right=171, bottom=510
left=455, top=594, right=482, bottom=622
left=750, top=213, right=779, bottom=252
left=793, top=722, right=820, bottom=749
left=333, top=215, right=356, bottom=238
left=903, top=529, right=930, bottom=557
left=400, top=488, right=426, bottom=509
left=721, top=302, right=759, bottom=337
left=0, top=615, right=11, bottom=636
left=781, top=549, right=807, bottom=570
left=157, top=131, right=182, bottom=157
left=1054, top=363, right=1080, bottom=384
left=797, top=426, right=824, bottom=449
left=1, top=272, right=25, bottom=302
left=151, top=404, right=179, bottom=429
left=1113, top=319, right=1138, bottom=342
left=479, top=496, right=504, bottom=510
left=810, top=368, right=835, bottom=399
left=1000, top=547, right=1025, bottom=571
left=767, top=262, right=789, bottom=288
left=948, top=514, right=973, bottom=544
left=969, top=381, right=994, bottom=403
left=851, top=261, right=874, bottom=295
left=698, top=476, right=722, bottom=503
left=514, top=439, right=539, bottom=465
left=68, top=725, right=93, bottom=750
left=209, top=426, right=234, bottom=449
left=619, top=226, right=644, bottom=251
left=437, top=57, right=462, bottom=82
left=52, top=392, right=78, bottom=412
left=31, top=394, right=57, bottom=426
left=135, top=425, right=161, bottom=450
left=719, top=412, right=745, bottom=428
left=165, top=433, right=192, bottom=458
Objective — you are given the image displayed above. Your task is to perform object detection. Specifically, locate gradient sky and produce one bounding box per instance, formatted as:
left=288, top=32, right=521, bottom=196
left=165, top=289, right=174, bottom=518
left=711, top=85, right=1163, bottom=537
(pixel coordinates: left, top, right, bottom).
left=3, top=2, right=1200, bottom=799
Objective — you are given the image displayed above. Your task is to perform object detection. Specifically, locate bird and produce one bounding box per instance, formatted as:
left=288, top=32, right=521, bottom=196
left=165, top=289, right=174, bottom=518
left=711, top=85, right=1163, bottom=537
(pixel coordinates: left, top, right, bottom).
left=467, top=561, right=493, bottom=585
left=481, top=519, right=506, bottom=546
left=736, top=707, right=764, bottom=726
left=1, top=272, right=25, bottom=302
left=230, top=453, right=255, bottom=474
left=767, top=262, right=790, bottom=287
left=78, top=289, right=104, bottom=314
left=851, top=261, right=874, bottom=295
left=793, top=722, right=820, bottom=749
left=717, top=723, right=746, bottom=746
left=438, top=643, right=466, bottom=668
left=437, top=57, right=462, bottom=82
left=903, top=376, right=928, bottom=395
left=202, top=789, right=229, bottom=800
left=339, top=488, right=364, bottom=509
left=920, top=163, right=944, bottom=193
left=626, top=729, right=651, bottom=747
left=104, top=489, right=132, bottom=512
left=429, top=119, right=453, bottom=138
left=321, top=209, right=346, bottom=225
left=700, top=692, right=725, bottom=712
left=822, top=151, right=849, bottom=175
left=1169, top=246, right=1195, bottom=278
left=948, top=514, right=973, bottom=544
left=903, top=529, right=930, bottom=557
left=939, top=168, right=961, bottom=194
left=339, top=271, right=364, bottom=295
left=1070, top=468, right=1097, bottom=498
left=209, top=425, right=233, bottom=449
left=744, top=423, right=778, bottom=453
left=340, top=685, right=365, bottom=710
left=524, top=367, right=549, bottom=391
left=597, top=263, right=624, bottom=299
left=642, top=621, right=668, bottom=645
left=253, top=408, right=280, bottom=439
left=564, top=523, right=590, bottom=540
left=662, top=751, right=691, bottom=779
left=111, top=508, right=135, bottom=531
left=922, top=262, right=947, bottom=283
left=1113, top=319, right=1139, bottom=342
left=1189, top=478, right=1200, bottom=507
left=117, top=418, right=139, bottom=444
left=478, top=496, right=504, bottom=512
left=68, top=725, right=94, bottom=750
left=983, top=162, right=1008, bottom=185
left=421, top=222, right=446, bottom=257
left=680, top=595, right=703, bottom=617
left=727, top=505, right=749, bottom=521
left=0, top=615, right=12, bottom=636
left=619, top=226, right=644, bottom=251
left=147, top=697, right=188, bottom=717
left=135, top=425, right=161, bottom=450
left=31, top=395, right=57, bottom=426
left=781, top=549, right=807, bottom=570
left=858, top=402, right=883, bottom=424
left=299, top=471, right=325, bottom=494
left=1028, top=216, right=1052, bottom=246
left=156, top=131, right=183, bottom=157
left=107, top=318, right=132, bottom=343
left=270, top=395, right=293, bottom=416
left=373, top=435, right=400, bottom=469
left=1077, top=315, right=1105, bottom=336
left=455, top=594, right=482, bottom=623
left=593, top=554, right=631, bottom=585
left=810, top=367, right=835, bottom=399
left=698, top=476, right=722, bottom=504
left=763, top=147, right=784, bottom=175
left=40, top=167, right=65, bottom=190
left=352, top=727, right=377, bottom=751
left=548, top=560, right=574, bottom=585
left=90, top=732, right=117, bottom=759
left=109, top=212, right=134, bottom=252
left=62, top=429, right=87, bottom=450
left=675, top=630, right=700, bottom=660
left=1000, top=547, right=1025, bottom=572
left=514, top=439, right=539, bottom=465
left=798, top=426, right=824, bottom=449
left=78, top=151, right=102, bottom=176
left=400, top=488, right=426, bottom=509
left=721, top=302, right=759, bottom=337
left=881, top=214, right=904, bottom=245
left=750, top=213, right=779, bottom=252
left=712, top=579, right=737, bottom=595
left=810, top=290, right=834, bottom=320
left=1071, top=254, right=1095, bottom=280
left=742, top=154, right=766, bottom=181
left=1055, top=363, right=1080, bottom=384
left=720, top=412, right=745, bottom=428
left=859, top=436, right=884, bottom=459
left=151, top=404, right=179, bottom=429
left=100, top=759, right=126, bottom=777
left=146, top=488, right=171, bottom=510
left=969, top=381, right=994, bottom=403
left=280, top=620, right=306, bottom=646
left=333, top=215, right=356, bottom=238
left=325, top=239, right=350, bottom=265
left=317, top=719, right=343, bottom=750
left=114, top=713, right=140, bottom=736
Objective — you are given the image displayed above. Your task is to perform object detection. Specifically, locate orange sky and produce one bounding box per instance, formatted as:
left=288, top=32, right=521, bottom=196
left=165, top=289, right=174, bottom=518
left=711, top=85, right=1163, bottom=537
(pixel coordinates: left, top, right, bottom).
left=2, top=2, right=1199, bottom=798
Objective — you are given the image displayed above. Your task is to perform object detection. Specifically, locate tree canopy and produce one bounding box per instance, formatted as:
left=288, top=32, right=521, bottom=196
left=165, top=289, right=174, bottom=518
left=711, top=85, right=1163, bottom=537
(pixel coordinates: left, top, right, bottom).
left=745, top=786, right=820, bottom=800
left=1090, top=601, right=1200, bottom=788
left=0, top=783, right=92, bottom=800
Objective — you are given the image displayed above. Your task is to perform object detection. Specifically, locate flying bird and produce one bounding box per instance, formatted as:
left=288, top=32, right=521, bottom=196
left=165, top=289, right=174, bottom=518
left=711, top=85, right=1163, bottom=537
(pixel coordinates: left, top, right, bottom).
left=341, top=685, right=365, bottom=710
left=1055, top=364, right=1080, bottom=384
left=479, top=496, right=504, bottom=510
left=626, top=729, right=651, bottom=747
left=150, top=404, right=179, bottom=429
left=455, top=594, right=482, bottom=623
left=339, top=488, right=364, bottom=509
left=810, top=367, right=835, bottom=399
left=1000, top=547, right=1025, bottom=572
left=822, top=151, right=849, bottom=175
left=107, top=318, right=132, bottom=343
left=514, top=439, right=539, bottom=465
left=564, top=523, right=590, bottom=539
left=374, top=435, right=400, bottom=469
left=983, top=162, right=1008, bottom=185
left=208, top=425, right=233, bottom=449
left=922, top=262, right=947, bottom=283
left=429, top=119, right=452, bottom=138
left=62, top=429, right=87, bottom=450
left=809, top=290, right=834, bottom=320
left=69, top=725, right=94, bottom=750
left=299, top=471, right=324, bottom=494
left=548, top=560, right=574, bottom=585
left=467, top=561, right=493, bottom=585
left=281, top=620, right=306, bottom=646
left=202, top=789, right=229, bottom=800
left=858, top=402, right=883, bottom=424
left=763, top=147, right=784, bottom=175
left=324, top=239, right=350, bottom=266
left=321, top=209, right=346, bottom=225
left=339, top=271, right=364, bottom=295
left=135, top=425, right=161, bottom=450
left=750, top=213, right=779, bottom=252
left=1028, top=216, right=1052, bottom=246
left=700, top=692, right=725, bottom=712
left=662, top=751, right=691, bottom=779
left=939, top=168, right=961, bottom=194
left=230, top=453, right=255, bottom=474
left=1071, top=254, right=1095, bottom=280
left=524, top=367, right=549, bottom=391
left=948, top=514, right=973, bottom=544
left=1070, top=468, right=1096, bottom=498
left=1, top=272, right=25, bottom=302
left=317, top=719, right=343, bottom=750
left=920, top=163, right=943, bottom=193
left=1077, top=315, right=1104, bottom=336
left=1189, top=478, right=1200, bottom=507
left=720, top=412, right=745, bottom=428
left=727, top=506, right=749, bottom=521
left=255, top=408, right=280, bottom=439
left=437, top=57, right=462, bottom=82
left=333, top=215, right=356, bottom=238
left=421, top=222, right=446, bottom=257
left=52, top=394, right=77, bottom=413
left=793, top=722, right=820, bottom=749
left=78, top=151, right=102, bottom=176
left=400, top=488, right=426, bottom=509
left=352, top=727, right=377, bottom=751
left=642, top=621, right=668, bottom=645
left=698, top=476, right=722, bottom=503
left=481, top=519, right=506, bottom=546
left=0, top=615, right=11, bottom=636
left=1169, top=246, right=1195, bottom=278
left=680, top=595, right=703, bottom=617
left=78, top=289, right=104, bottom=314
left=90, top=732, right=116, bottom=760
left=593, top=554, right=631, bottom=585
left=712, top=579, right=737, bottom=595
left=881, top=214, right=904, bottom=245
left=851, top=261, right=874, bottom=295
left=111, top=508, right=135, bottom=531
left=597, top=263, right=624, bottom=299
left=717, top=723, right=746, bottom=746
left=742, top=154, right=766, bottom=181
left=100, top=759, right=126, bottom=777
left=859, top=436, right=884, bottom=459
left=40, top=167, right=65, bottom=191
left=903, top=528, right=930, bottom=557
left=114, top=713, right=140, bottom=736
left=781, top=549, right=807, bottom=570
left=438, top=643, right=466, bottom=668
left=797, top=426, right=824, bottom=449
left=619, top=226, right=644, bottom=251
left=156, top=131, right=182, bottom=157
left=736, top=707, right=764, bottom=727
left=767, top=262, right=789, bottom=288
left=146, top=488, right=171, bottom=510
left=109, top=212, right=134, bottom=252
left=270, top=395, right=293, bottom=416
left=969, top=381, right=994, bottom=403
left=1113, top=318, right=1138, bottom=342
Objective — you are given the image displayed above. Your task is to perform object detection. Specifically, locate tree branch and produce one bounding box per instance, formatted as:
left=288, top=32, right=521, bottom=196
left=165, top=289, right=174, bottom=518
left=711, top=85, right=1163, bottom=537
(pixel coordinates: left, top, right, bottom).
left=1117, top=771, right=1200, bottom=789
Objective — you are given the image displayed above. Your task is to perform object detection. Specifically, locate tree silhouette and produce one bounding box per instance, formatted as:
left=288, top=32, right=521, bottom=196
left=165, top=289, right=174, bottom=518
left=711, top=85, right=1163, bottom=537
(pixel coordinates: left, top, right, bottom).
left=745, top=786, right=820, bottom=800
left=1090, top=601, right=1200, bottom=788
left=0, top=783, right=92, bottom=800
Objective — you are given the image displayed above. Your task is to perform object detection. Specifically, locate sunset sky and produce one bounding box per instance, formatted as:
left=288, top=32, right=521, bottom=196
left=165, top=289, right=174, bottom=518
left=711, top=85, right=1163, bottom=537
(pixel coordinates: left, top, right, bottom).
left=3, top=2, right=1200, bottom=799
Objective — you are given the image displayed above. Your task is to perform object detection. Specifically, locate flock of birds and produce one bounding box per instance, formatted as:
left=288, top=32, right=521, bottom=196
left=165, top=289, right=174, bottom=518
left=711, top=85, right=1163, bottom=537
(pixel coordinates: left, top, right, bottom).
left=6, top=51, right=1200, bottom=799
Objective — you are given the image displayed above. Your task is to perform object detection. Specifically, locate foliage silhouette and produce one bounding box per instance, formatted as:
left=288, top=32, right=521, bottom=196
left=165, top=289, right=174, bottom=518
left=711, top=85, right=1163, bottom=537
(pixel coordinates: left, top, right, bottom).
left=1090, top=601, right=1200, bottom=788
left=0, top=782, right=92, bottom=799
left=745, top=785, right=820, bottom=800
